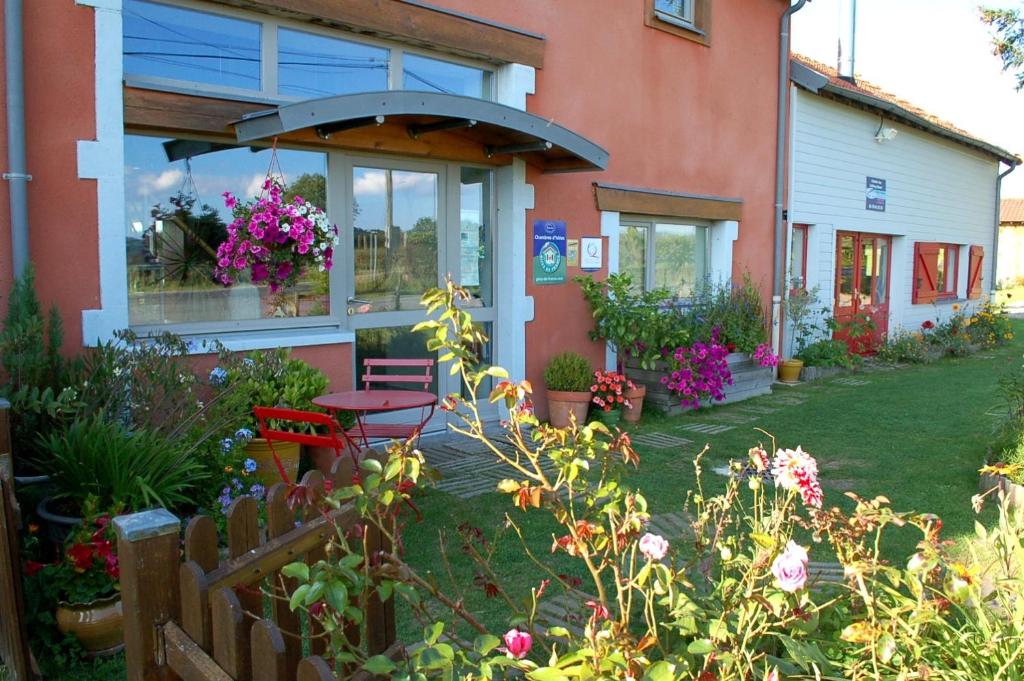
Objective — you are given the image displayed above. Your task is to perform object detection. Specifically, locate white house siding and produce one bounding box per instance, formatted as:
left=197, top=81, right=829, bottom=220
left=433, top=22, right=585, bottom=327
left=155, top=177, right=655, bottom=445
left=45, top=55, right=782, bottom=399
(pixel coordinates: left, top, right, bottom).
left=787, top=88, right=999, bottom=343
left=997, top=224, right=1024, bottom=287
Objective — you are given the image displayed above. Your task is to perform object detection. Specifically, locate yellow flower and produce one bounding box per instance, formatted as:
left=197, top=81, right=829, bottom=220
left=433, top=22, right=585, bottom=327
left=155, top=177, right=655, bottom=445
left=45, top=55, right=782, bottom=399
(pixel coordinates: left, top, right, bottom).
left=224, top=466, right=233, bottom=474
left=952, top=303, right=961, bottom=312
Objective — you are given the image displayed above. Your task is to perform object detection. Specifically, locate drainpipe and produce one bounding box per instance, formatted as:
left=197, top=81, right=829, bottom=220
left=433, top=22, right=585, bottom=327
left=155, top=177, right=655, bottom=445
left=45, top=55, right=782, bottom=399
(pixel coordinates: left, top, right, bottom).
left=772, top=0, right=810, bottom=361
left=993, top=160, right=1019, bottom=292
left=4, top=0, right=30, bottom=278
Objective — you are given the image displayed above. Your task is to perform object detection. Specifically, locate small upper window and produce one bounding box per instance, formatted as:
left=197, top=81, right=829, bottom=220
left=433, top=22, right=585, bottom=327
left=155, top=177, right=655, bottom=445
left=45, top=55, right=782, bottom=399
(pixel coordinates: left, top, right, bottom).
left=278, top=28, right=389, bottom=99
left=123, top=0, right=262, bottom=90
left=402, top=54, right=490, bottom=99
left=655, top=0, right=695, bottom=26
left=645, top=0, right=709, bottom=45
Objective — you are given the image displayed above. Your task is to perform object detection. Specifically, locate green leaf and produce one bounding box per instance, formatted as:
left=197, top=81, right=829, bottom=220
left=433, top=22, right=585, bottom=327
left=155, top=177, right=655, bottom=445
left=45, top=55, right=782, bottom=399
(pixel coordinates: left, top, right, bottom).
left=289, top=584, right=310, bottom=612
left=687, top=639, right=714, bottom=655
left=363, top=655, right=397, bottom=675
left=474, top=634, right=502, bottom=655
left=281, top=562, right=309, bottom=582
left=749, top=532, right=774, bottom=549
left=325, top=581, right=348, bottom=613
left=527, top=669, right=571, bottom=681
left=361, top=458, right=383, bottom=474
left=377, top=580, right=393, bottom=601
left=425, top=621, right=445, bottom=646
left=642, top=661, right=676, bottom=681
left=304, top=580, right=325, bottom=606
left=485, top=366, right=510, bottom=378
left=546, top=626, right=570, bottom=638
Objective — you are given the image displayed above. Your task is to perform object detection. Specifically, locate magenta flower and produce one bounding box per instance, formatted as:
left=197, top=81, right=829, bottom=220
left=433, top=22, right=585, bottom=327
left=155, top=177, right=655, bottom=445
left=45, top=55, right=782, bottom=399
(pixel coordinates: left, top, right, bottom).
left=638, top=533, right=669, bottom=561
left=771, top=541, right=809, bottom=592
left=502, top=629, right=532, bottom=660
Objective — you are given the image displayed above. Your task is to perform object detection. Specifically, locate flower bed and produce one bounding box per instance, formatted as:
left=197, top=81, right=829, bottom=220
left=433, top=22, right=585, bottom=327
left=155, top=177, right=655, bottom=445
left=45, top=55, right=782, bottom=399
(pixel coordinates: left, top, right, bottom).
left=626, top=352, right=773, bottom=415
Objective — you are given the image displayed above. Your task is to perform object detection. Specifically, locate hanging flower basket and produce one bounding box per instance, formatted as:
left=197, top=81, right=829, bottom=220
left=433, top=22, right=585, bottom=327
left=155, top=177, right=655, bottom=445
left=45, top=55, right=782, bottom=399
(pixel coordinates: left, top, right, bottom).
left=214, top=178, right=339, bottom=292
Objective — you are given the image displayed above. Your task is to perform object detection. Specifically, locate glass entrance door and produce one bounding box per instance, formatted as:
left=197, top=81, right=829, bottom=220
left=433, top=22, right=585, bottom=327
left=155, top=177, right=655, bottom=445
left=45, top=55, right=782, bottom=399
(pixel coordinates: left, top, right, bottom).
left=338, top=156, right=497, bottom=432
left=834, top=231, right=891, bottom=354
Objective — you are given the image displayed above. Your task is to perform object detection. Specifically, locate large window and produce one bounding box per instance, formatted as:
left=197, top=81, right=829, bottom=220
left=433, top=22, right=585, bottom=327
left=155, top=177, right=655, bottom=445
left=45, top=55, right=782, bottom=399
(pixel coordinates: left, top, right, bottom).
left=124, top=135, right=330, bottom=328
left=619, top=218, right=708, bottom=298
left=123, top=0, right=493, bottom=101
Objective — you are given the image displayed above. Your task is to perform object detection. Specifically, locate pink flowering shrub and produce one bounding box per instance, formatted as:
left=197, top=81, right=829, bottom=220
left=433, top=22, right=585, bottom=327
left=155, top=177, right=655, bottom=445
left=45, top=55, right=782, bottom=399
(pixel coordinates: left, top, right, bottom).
left=661, top=328, right=733, bottom=408
left=273, top=280, right=1015, bottom=680
left=590, top=369, right=636, bottom=412
left=754, top=342, right=779, bottom=367
left=214, top=178, right=339, bottom=292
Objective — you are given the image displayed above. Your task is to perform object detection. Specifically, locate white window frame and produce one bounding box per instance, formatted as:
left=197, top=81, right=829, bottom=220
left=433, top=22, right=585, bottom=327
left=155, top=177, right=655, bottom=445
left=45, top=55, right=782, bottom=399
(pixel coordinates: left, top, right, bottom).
left=654, top=0, right=696, bottom=28
left=619, top=215, right=711, bottom=297
left=122, top=0, right=496, bottom=104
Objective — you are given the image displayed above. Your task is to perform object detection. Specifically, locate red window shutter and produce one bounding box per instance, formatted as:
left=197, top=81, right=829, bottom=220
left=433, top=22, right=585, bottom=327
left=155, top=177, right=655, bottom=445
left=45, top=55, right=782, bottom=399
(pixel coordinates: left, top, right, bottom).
left=967, top=245, right=985, bottom=300
left=912, top=242, right=940, bottom=304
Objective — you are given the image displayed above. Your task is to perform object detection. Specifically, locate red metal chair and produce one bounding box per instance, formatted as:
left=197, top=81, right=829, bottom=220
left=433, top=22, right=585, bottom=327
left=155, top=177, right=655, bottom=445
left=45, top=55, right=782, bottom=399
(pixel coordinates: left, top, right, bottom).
left=351, top=358, right=436, bottom=445
left=253, top=406, right=358, bottom=485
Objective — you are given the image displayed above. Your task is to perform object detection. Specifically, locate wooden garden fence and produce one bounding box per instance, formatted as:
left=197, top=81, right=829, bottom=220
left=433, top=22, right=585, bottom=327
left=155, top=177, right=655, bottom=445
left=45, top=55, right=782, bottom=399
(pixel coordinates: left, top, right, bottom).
left=0, top=398, right=32, bottom=680
left=115, top=455, right=399, bottom=681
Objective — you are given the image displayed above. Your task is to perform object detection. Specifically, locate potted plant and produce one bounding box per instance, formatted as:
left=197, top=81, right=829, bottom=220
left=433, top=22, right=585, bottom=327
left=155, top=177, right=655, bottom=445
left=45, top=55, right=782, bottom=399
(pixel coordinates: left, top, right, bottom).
left=590, top=369, right=636, bottom=427
left=28, top=499, right=123, bottom=655
left=230, top=348, right=335, bottom=485
left=36, top=414, right=204, bottom=543
left=780, top=286, right=820, bottom=383
left=543, top=352, right=593, bottom=428
left=215, top=178, right=339, bottom=295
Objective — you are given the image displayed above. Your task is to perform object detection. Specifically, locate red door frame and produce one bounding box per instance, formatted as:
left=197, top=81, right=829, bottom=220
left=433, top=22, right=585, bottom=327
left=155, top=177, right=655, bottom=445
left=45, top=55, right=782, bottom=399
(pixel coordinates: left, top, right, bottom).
left=834, top=231, right=891, bottom=354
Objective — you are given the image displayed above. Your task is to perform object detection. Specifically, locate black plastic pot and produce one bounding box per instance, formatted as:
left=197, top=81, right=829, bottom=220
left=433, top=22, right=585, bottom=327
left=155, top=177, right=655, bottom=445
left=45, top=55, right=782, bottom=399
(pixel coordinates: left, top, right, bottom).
left=36, top=496, right=83, bottom=546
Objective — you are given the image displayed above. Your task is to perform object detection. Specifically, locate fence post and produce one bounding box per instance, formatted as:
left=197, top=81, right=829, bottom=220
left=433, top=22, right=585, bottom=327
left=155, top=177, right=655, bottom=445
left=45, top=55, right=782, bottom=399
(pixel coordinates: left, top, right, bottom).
left=114, top=508, right=182, bottom=681
left=0, top=397, right=11, bottom=474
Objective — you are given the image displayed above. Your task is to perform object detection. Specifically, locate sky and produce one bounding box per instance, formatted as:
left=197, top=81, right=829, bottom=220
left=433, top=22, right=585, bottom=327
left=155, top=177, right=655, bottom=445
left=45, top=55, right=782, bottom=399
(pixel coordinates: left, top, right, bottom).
left=792, top=0, right=1024, bottom=199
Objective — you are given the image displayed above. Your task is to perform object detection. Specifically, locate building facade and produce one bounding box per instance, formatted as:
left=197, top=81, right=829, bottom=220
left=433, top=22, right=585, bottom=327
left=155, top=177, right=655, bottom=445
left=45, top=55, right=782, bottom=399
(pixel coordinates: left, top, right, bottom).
left=785, top=55, right=1019, bottom=353
left=0, top=0, right=792, bottom=423
left=997, top=198, right=1024, bottom=287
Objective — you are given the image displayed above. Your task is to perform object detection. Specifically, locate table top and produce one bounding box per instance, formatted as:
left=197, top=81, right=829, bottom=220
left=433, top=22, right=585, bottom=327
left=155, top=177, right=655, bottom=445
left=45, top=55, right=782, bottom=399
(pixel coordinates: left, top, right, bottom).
left=313, top=389, right=437, bottom=413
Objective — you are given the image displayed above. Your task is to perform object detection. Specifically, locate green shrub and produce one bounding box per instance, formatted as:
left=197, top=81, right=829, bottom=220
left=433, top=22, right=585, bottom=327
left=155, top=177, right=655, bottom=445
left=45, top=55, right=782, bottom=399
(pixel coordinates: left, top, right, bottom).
left=577, top=273, right=691, bottom=370
left=0, top=265, right=81, bottom=470
left=543, top=352, right=593, bottom=392
left=876, top=329, right=929, bottom=364
left=687, top=275, right=767, bottom=352
left=967, top=300, right=1014, bottom=347
left=796, top=338, right=854, bottom=368
left=230, top=348, right=340, bottom=431
left=39, top=414, right=206, bottom=513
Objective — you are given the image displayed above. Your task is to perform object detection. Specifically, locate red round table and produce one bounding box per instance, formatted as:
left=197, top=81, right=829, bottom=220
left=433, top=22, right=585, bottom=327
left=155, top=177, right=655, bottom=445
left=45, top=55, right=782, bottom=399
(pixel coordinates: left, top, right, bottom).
left=313, top=390, right=437, bottom=448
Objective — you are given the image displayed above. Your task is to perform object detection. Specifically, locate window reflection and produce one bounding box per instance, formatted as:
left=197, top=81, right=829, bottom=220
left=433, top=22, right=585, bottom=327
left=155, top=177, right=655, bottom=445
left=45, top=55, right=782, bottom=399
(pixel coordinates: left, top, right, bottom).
left=124, top=135, right=329, bottom=325
left=654, top=223, right=705, bottom=299
left=352, top=167, right=439, bottom=313
left=278, top=28, right=389, bottom=98
left=459, top=168, right=493, bottom=306
left=838, top=235, right=855, bottom=307
left=123, top=0, right=261, bottom=90
left=619, top=224, right=649, bottom=291
left=402, top=54, right=489, bottom=98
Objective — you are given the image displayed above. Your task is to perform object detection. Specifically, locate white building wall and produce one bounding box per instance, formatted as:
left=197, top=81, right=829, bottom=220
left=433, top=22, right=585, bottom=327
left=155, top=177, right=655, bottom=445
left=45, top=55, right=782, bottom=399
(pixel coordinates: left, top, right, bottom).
left=787, top=88, right=999, bottom=338
left=997, top=225, right=1024, bottom=287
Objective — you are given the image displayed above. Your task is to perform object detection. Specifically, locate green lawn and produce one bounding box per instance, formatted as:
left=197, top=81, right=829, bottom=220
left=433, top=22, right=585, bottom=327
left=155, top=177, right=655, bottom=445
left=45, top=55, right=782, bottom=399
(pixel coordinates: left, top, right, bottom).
left=401, top=322, right=1023, bottom=641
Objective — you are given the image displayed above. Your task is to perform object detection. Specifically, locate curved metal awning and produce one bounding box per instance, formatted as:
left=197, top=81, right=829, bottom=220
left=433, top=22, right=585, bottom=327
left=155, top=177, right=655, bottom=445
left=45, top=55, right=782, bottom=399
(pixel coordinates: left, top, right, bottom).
left=233, top=91, right=608, bottom=173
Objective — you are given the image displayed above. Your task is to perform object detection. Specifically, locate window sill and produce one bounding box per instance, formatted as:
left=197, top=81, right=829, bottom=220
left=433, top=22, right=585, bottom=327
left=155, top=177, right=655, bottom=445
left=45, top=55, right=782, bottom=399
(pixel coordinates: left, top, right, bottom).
left=178, top=326, right=355, bottom=355
left=645, top=3, right=710, bottom=46
left=653, top=10, right=703, bottom=35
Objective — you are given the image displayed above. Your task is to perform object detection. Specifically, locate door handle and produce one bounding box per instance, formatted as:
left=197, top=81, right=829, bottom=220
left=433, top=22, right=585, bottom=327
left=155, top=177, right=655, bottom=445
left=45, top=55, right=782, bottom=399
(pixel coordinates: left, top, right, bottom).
left=347, top=297, right=372, bottom=305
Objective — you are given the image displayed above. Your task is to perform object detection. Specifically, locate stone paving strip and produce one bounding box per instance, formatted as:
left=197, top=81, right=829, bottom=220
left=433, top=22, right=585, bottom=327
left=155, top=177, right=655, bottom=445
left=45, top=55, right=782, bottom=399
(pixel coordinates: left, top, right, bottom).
left=420, top=436, right=560, bottom=499
left=733, top=405, right=780, bottom=415
left=704, top=412, right=759, bottom=424
left=630, top=432, right=694, bottom=450
left=677, top=423, right=735, bottom=435
left=831, top=377, right=870, bottom=386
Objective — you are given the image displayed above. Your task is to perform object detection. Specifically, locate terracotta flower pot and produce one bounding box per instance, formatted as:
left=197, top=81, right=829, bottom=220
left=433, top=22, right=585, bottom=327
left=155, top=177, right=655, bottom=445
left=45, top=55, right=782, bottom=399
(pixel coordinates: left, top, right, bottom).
left=244, top=438, right=302, bottom=486
left=778, top=359, right=804, bottom=384
left=622, top=384, right=647, bottom=424
left=56, top=594, right=124, bottom=655
left=546, top=390, right=591, bottom=428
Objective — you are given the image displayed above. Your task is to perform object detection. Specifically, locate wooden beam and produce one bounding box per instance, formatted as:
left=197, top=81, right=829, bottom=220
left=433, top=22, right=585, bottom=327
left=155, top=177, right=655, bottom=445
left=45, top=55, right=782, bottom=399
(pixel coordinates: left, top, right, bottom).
left=164, top=621, right=234, bottom=681
left=594, top=184, right=743, bottom=222
left=124, top=87, right=504, bottom=167
left=204, top=0, right=544, bottom=68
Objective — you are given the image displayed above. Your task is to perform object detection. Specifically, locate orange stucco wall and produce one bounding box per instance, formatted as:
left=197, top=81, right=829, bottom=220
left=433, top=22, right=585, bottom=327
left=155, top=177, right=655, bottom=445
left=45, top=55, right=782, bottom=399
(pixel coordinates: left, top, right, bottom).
left=19, top=2, right=100, bottom=352
left=440, top=0, right=787, bottom=413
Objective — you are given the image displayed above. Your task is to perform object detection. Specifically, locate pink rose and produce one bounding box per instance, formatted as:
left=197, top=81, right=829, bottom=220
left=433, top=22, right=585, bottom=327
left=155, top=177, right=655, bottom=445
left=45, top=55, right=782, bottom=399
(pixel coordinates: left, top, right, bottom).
left=502, top=628, right=532, bottom=660
left=638, top=533, right=669, bottom=561
left=771, top=541, right=808, bottom=593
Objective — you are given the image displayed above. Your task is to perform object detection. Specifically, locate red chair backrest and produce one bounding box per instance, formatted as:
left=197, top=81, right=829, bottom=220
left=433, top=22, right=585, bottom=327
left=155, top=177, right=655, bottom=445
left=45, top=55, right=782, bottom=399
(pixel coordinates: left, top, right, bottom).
left=362, top=358, right=434, bottom=391
left=253, top=406, right=353, bottom=451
